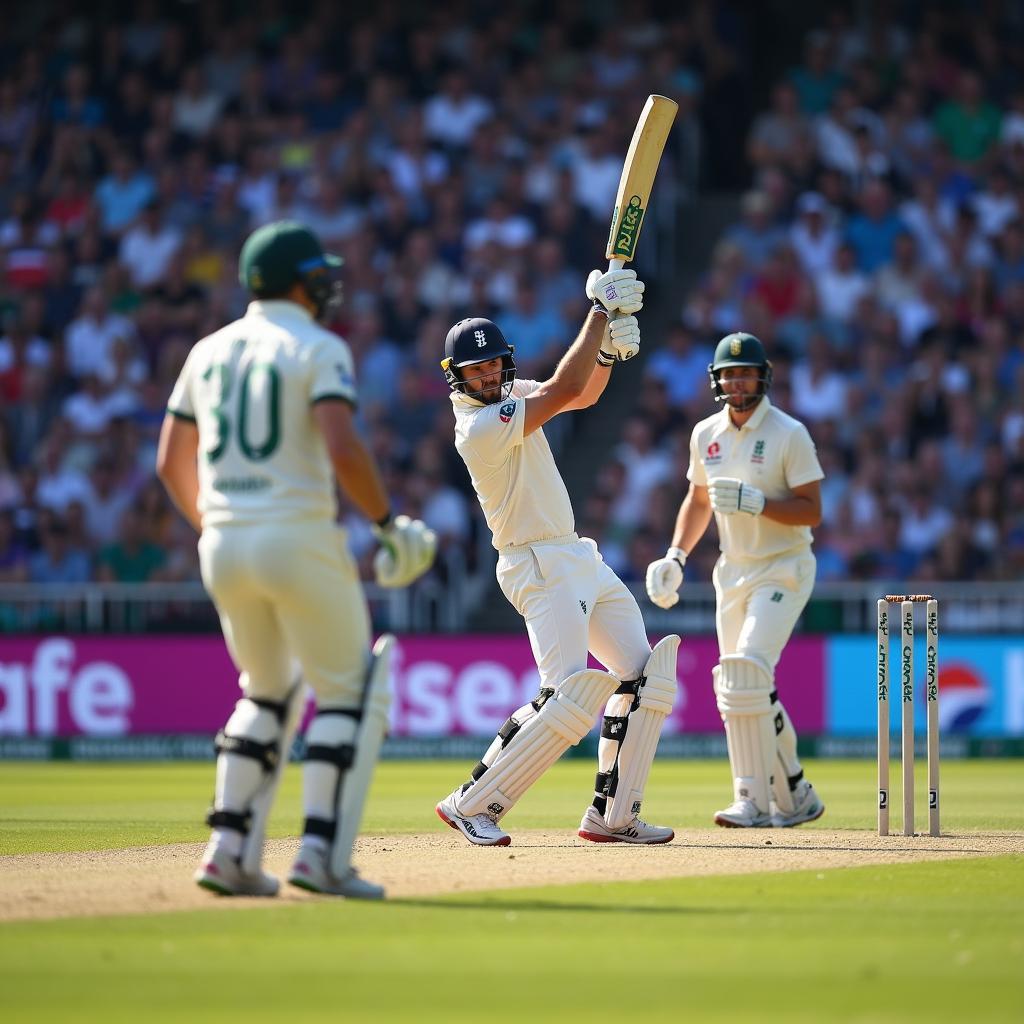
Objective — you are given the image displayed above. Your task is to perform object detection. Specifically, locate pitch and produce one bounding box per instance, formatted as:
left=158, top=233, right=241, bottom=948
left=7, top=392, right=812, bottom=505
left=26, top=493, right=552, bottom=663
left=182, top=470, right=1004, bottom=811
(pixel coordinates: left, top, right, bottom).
left=1, top=760, right=1021, bottom=1022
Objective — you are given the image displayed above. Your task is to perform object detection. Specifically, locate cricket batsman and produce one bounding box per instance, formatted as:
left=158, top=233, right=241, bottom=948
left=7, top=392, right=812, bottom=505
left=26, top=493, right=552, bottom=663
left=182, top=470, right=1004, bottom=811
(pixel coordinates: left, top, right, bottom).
left=646, top=332, right=826, bottom=828
left=435, top=267, right=680, bottom=847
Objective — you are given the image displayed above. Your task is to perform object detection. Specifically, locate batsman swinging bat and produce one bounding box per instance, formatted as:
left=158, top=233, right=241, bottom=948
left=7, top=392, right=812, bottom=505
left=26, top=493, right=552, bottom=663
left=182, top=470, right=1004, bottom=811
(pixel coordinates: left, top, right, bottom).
left=606, top=93, right=679, bottom=274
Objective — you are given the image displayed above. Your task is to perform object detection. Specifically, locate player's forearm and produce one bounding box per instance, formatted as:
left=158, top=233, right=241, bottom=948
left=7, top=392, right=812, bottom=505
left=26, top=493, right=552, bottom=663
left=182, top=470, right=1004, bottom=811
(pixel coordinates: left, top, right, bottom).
left=671, top=493, right=712, bottom=554
left=565, top=362, right=612, bottom=410
left=551, top=309, right=607, bottom=397
left=330, top=439, right=392, bottom=525
left=156, top=417, right=202, bottom=532
left=762, top=495, right=821, bottom=527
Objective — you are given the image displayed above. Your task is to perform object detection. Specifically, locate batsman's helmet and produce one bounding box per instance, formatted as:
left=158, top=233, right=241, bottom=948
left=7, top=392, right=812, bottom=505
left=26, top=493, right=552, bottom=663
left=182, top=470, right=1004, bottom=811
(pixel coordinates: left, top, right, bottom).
left=441, top=317, right=517, bottom=402
left=239, top=220, right=343, bottom=321
left=708, top=331, right=772, bottom=411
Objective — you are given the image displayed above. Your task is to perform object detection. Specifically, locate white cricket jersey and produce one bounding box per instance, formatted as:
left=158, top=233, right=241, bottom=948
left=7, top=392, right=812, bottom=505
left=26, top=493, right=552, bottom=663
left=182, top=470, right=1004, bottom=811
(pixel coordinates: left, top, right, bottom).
left=687, top=397, right=823, bottom=561
left=451, top=378, right=574, bottom=549
left=167, top=300, right=358, bottom=527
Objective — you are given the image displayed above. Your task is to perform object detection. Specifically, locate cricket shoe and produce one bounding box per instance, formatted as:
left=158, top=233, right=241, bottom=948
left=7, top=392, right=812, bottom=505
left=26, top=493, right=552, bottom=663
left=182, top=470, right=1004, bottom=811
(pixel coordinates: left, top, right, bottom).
left=713, top=798, right=772, bottom=828
left=577, top=805, right=674, bottom=844
left=288, top=842, right=385, bottom=899
left=435, top=789, right=511, bottom=846
left=771, top=782, right=825, bottom=828
left=194, top=845, right=279, bottom=896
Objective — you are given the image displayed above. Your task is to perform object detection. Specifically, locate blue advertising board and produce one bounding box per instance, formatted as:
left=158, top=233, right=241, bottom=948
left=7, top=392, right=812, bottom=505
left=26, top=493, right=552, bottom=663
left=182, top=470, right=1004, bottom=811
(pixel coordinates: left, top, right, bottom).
left=827, top=636, right=1024, bottom=737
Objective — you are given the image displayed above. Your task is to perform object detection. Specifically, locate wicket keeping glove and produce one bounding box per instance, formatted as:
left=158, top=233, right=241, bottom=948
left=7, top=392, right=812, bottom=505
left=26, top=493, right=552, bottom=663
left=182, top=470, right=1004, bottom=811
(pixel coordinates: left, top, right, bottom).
left=373, top=514, right=438, bottom=587
left=646, top=547, right=686, bottom=609
left=707, top=477, right=765, bottom=516
left=586, top=268, right=645, bottom=315
left=598, top=314, right=641, bottom=365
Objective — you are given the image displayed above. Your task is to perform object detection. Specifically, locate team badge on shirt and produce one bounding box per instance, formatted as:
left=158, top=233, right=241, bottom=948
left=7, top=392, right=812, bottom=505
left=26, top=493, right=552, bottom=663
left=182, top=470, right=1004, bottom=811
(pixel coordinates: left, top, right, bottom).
left=706, top=441, right=722, bottom=463
left=752, top=439, right=766, bottom=464
left=499, top=401, right=516, bottom=423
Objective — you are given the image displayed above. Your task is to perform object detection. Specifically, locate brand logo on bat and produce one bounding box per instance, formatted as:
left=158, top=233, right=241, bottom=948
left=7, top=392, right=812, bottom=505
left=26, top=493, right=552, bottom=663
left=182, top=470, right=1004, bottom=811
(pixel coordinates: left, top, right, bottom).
left=609, top=195, right=645, bottom=259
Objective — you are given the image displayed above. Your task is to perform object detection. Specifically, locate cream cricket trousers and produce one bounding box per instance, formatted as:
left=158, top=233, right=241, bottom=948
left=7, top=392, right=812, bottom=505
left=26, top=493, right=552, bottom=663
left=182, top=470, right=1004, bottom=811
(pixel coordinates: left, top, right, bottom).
left=496, top=534, right=651, bottom=688
left=712, top=549, right=816, bottom=671
left=199, top=519, right=370, bottom=707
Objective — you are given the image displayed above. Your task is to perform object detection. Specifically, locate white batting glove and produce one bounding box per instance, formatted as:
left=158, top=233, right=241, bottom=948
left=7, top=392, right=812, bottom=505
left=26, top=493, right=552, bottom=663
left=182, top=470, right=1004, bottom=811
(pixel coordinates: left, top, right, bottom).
left=708, top=477, right=765, bottom=516
left=372, top=514, right=438, bottom=587
left=646, top=547, right=686, bottom=609
left=598, top=315, right=641, bottom=365
left=586, top=268, right=645, bottom=315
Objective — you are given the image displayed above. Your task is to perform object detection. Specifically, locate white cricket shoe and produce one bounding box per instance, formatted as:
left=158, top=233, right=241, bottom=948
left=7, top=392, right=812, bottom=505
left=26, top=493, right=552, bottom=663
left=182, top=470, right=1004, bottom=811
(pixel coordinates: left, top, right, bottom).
left=771, top=782, right=825, bottom=828
left=288, top=842, right=385, bottom=899
left=435, top=789, right=511, bottom=846
left=713, top=798, right=772, bottom=828
left=577, top=805, right=674, bottom=845
left=194, top=844, right=279, bottom=896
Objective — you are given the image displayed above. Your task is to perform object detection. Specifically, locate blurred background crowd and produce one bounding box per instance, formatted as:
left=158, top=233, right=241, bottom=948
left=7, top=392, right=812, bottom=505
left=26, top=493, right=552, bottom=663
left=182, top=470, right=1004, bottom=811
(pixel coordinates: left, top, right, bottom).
left=0, top=0, right=732, bottom=593
left=0, top=1, right=1021, bottom=603
left=592, top=3, right=1024, bottom=588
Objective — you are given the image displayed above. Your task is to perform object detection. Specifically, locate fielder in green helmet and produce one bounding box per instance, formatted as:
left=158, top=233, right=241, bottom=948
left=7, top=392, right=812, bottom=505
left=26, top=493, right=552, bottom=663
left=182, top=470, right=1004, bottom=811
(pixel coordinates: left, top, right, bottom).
left=707, top=331, right=773, bottom=413
left=238, top=220, right=344, bottom=321
left=158, top=219, right=437, bottom=898
left=646, top=330, right=827, bottom=829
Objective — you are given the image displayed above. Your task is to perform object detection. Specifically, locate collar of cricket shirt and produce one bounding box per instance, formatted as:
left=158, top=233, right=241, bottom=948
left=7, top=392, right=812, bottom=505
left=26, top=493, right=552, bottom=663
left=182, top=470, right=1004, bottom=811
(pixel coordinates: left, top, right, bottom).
left=247, top=299, right=314, bottom=322
left=719, top=395, right=772, bottom=434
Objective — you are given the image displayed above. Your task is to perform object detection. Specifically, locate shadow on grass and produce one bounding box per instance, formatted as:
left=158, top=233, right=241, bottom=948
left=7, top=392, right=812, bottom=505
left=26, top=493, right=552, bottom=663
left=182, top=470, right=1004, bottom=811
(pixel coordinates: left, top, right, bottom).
left=387, top=897, right=704, bottom=915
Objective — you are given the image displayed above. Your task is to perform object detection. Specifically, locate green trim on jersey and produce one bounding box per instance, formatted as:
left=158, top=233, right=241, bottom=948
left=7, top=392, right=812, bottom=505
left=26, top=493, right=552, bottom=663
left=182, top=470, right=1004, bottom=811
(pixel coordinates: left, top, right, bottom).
left=311, top=392, right=358, bottom=409
left=167, top=407, right=197, bottom=423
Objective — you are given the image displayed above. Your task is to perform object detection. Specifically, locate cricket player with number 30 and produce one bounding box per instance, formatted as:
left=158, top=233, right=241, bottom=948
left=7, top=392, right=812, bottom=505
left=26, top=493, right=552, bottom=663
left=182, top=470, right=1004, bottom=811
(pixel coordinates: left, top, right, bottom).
left=646, top=332, right=826, bottom=829
left=435, top=266, right=680, bottom=847
left=157, top=221, right=436, bottom=898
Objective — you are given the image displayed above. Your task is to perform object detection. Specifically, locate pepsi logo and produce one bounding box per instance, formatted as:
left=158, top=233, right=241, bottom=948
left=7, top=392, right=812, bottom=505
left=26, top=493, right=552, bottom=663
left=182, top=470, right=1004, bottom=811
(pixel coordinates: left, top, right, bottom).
left=937, top=663, right=990, bottom=733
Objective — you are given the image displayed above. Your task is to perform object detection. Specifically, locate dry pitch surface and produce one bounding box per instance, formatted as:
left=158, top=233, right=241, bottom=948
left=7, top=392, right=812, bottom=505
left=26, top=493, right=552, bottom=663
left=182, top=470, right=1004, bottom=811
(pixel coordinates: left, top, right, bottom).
left=2, top=829, right=1021, bottom=923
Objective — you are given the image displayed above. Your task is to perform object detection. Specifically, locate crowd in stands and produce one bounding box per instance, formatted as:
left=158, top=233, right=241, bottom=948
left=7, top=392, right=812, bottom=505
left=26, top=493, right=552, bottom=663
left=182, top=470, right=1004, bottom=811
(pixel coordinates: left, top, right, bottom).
left=593, top=7, right=1024, bottom=587
left=0, top=1, right=737, bottom=596
left=4, top=1, right=1017, bottom=615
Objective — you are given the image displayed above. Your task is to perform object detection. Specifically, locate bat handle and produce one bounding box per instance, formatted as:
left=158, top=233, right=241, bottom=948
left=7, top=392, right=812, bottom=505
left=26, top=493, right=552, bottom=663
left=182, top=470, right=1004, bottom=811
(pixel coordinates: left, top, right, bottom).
left=606, top=258, right=625, bottom=321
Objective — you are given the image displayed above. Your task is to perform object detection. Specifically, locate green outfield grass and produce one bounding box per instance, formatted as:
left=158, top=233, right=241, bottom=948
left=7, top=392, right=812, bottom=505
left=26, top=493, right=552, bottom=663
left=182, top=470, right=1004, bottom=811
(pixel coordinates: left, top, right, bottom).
left=0, top=758, right=1021, bottom=854
left=1, top=760, right=1022, bottom=1023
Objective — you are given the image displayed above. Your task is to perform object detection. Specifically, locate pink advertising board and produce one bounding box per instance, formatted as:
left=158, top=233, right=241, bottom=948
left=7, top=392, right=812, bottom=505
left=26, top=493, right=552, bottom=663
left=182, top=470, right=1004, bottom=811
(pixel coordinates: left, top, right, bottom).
left=0, top=634, right=826, bottom=738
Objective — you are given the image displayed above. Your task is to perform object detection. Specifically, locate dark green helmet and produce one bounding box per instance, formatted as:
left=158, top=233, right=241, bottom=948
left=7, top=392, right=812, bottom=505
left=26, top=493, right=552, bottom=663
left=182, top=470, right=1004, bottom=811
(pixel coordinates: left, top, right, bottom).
left=238, top=220, right=343, bottom=320
left=707, top=332, right=773, bottom=411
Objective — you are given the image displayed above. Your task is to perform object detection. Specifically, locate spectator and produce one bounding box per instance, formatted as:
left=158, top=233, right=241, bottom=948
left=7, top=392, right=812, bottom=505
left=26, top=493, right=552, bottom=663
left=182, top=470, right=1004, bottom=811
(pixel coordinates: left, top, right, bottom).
left=28, top=517, right=91, bottom=584
left=95, top=505, right=166, bottom=582
left=118, top=201, right=183, bottom=289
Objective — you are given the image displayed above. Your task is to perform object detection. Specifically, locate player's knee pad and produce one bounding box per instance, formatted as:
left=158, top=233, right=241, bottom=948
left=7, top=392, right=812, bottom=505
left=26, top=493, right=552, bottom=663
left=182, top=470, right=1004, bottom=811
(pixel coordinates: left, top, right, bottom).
left=207, top=682, right=303, bottom=871
left=457, top=669, right=618, bottom=818
left=303, top=634, right=393, bottom=877
left=599, top=635, right=680, bottom=828
left=714, top=654, right=776, bottom=813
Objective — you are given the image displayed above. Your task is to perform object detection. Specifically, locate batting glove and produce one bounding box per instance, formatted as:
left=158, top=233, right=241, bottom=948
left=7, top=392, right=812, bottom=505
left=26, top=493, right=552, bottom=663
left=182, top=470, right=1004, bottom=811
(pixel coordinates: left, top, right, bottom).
left=598, top=315, right=641, bottom=365
left=645, top=547, right=686, bottom=609
left=586, top=268, right=645, bottom=315
left=372, top=514, right=438, bottom=587
left=707, top=477, right=765, bottom=516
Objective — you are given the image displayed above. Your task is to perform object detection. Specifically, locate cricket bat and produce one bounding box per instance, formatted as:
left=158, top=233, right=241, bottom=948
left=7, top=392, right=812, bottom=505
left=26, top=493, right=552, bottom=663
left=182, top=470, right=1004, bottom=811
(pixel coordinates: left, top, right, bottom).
left=605, top=94, right=679, bottom=273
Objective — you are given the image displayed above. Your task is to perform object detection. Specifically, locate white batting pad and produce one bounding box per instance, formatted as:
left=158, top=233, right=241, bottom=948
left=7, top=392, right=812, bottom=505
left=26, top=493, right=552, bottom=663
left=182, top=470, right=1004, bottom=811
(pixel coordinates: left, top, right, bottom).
left=605, top=636, right=679, bottom=828
left=239, top=681, right=304, bottom=874
left=770, top=697, right=801, bottom=814
left=457, top=669, right=618, bottom=818
left=330, top=634, right=393, bottom=877
left=715, top=654, right=776, bottom=814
